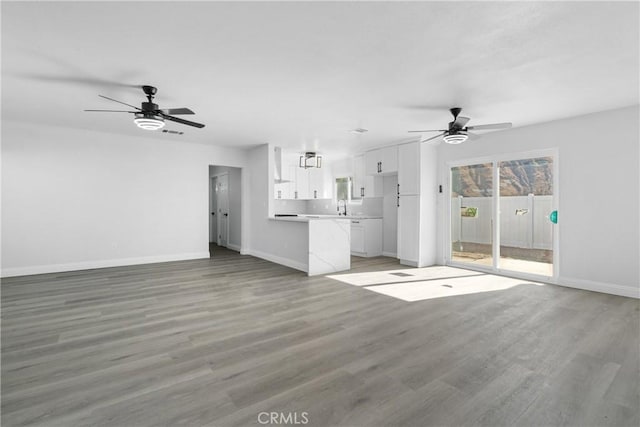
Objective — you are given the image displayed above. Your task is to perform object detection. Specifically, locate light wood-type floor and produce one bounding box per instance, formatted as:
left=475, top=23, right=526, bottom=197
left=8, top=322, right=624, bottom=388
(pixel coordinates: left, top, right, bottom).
left=2, top=247, right=639, bottom=426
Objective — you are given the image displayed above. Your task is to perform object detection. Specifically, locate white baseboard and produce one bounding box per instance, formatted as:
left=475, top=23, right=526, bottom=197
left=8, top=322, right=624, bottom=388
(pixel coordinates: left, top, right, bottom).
left=1, top=252, right=211, bottom=278
left=382, top=251, right=397, bottom=258
left=227, top=243, right=241, bottom=252
left=558, top=276, right=639, bottom=299
left=247, top=249, right=308, bottom=274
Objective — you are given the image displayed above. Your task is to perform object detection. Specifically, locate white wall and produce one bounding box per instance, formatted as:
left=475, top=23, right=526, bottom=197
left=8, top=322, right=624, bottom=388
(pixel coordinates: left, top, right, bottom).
left=436, top=106, right=640, bottom=298
left=1, top=120, right=248, bottom=277
left=245, top=144, right=309, bottom=272
left=209, top=165, right=242, bottom=250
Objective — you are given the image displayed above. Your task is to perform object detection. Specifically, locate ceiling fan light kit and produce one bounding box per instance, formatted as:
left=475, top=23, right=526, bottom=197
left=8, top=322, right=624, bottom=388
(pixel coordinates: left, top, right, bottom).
left=442, top=133, right=468, bottom=144
left=85, top=85, right=205, bottom=131
left=133, top=113, right=165, bottom=130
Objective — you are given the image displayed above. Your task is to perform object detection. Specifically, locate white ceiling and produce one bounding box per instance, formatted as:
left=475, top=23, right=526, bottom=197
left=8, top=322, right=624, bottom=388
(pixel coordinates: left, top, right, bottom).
left=2, top=1, right=639, bottom=157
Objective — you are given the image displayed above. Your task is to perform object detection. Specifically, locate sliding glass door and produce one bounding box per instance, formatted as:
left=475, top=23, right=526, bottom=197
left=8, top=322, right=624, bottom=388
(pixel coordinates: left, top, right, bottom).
left=450, top=163, right=494, bottom=268
left=449, top=152, right=557, bottom=280
left=498, top=157, right=554, bottom=277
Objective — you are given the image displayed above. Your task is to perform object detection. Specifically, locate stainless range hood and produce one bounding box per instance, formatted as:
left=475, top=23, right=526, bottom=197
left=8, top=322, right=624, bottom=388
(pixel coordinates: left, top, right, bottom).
left=274, top=146, right=291, bottom=184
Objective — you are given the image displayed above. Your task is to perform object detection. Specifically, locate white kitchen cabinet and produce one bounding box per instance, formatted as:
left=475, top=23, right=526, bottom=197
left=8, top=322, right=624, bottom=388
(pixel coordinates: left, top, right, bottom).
left=308, top=167, right=329, bottom=199
left=365, top=145, right=398, bottom=176
left=351, top=223, right=365, bottom=253
left=293, top=166, right=310, bottom=200
left=398, top=141, right=420, bottom=195
left=350, top=218, right=383, bottom=257
left=274, top=161, right=293, bottom=199
left=397, top=194, right=420, bottom=265
left=353, top=155, right=382, bottom=199
left=275, top=182, right=290, bottom=200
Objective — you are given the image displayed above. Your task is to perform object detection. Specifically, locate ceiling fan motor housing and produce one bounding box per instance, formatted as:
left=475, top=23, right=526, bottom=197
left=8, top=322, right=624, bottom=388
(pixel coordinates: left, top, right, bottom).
left=141, top=101, right=159, bottom=112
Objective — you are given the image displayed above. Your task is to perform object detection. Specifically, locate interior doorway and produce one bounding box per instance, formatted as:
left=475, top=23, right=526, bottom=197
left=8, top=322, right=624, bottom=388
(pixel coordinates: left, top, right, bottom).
left=448, top=151, right=558, bottom=280
left=215, top=173, right=229, bottom=247
left=209, top=165, right=242, bottom=258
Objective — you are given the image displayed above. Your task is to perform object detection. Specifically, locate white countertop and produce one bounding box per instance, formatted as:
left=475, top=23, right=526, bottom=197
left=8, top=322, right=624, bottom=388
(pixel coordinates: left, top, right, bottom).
left=271, top=214, right=382, bottom=222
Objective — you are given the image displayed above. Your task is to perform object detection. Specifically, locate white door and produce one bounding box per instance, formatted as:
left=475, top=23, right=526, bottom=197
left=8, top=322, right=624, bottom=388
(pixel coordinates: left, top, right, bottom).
left=216, top=173, right=229, bottom=247
left=210, top=177, right=218, bottom=243
left=397, top=194, right=420, bottom=264
left=351, top=223, right=365, bottom=253
left=397, top=142, right=420, bottom=195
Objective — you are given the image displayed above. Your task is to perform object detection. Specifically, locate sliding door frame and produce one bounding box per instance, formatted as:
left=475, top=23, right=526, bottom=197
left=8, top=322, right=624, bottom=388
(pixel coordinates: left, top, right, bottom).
left=445, top=148, right=560, bottom=284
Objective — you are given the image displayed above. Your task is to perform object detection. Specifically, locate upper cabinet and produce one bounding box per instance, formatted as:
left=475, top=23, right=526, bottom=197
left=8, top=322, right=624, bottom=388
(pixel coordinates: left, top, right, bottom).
left=353, top=155, right=382, bottom=199
left=397, top=141, right=420, bottom=195
left=292, top=166, right=310, bottom=200
left=365, top=145, right=398, bottom=176
left=309, top=167, right=330, bottom=199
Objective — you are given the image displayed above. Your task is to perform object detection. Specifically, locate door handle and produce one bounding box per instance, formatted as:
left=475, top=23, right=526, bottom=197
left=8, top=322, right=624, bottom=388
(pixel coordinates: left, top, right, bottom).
left=211, top=212, right=215, bottom=216
left=361, top=187, right=365, bottom=197
left=397, top=183, right=400, bottom=195
left=397, top=196, right=400, bottom=207
left=224, top=213, right=229, bottom=217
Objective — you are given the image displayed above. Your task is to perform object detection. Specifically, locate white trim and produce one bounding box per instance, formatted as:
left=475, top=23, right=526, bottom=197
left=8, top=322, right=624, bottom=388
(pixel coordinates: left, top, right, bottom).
left=247, top=249, right=308, bottom=274
left=382, top=251, right=397, bottom=258
left=446, top=148, right=560, bottom=168
left=0, top=252, right=211, bottom=278
left=445, top=261, right=638, bottom=299
left=227, top=243, right=241, bottom=252
left=558, top=276, right=639, bottom=299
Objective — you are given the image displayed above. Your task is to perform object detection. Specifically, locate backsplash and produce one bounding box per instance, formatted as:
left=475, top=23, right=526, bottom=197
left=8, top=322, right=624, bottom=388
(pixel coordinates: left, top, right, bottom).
left=273, top=199, right=308, bottom=214
left=274, top=198, right=383, bottom=217
left=307, top=197, right=383, bottom=217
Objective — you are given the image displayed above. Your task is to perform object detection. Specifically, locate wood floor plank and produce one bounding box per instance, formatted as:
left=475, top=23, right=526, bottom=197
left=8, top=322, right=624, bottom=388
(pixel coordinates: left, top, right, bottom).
left=2, top=246, right=639, bottom=426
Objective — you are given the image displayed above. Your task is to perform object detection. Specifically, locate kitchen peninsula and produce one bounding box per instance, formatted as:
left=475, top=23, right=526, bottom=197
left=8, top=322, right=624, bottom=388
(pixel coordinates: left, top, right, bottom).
left=270, top=215, right=351, bottom=276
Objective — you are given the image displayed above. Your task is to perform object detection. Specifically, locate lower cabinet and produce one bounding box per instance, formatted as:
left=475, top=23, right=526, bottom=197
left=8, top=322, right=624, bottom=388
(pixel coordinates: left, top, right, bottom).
left=350, top=219, right=383, bottom=257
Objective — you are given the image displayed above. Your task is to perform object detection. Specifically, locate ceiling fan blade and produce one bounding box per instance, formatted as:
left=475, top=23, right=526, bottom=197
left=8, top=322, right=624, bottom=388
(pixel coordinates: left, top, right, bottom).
left=24, top=74, right=141, bottom=89
left=408, top=129, right=446, bottom=133
left=84, top=109, right=136, bottom=113
left=466, top=122, right=512, bottom=131
left=98, top=94, right=141, bottom=111
left=159, top=108, right=195, bottom=115
left=420, top=132, right=446, bottom=143
left=402, top=104, right=453, bottom=111
left=162, top=114, right=205, bottom=128
left=465, top=131, right=481, bottom=140
left=453, top=116, right=470, bottom=129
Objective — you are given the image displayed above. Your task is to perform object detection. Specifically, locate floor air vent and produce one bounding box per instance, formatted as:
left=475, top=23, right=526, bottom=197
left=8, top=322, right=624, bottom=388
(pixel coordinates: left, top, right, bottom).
left=390, top=272, right=413, bottom=277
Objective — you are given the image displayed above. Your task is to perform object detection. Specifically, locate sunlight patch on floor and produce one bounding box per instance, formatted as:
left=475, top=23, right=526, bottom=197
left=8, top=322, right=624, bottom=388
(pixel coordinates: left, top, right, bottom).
left=326, top=266, right=483, bottom=287
left=328, top=266, right=545, bottom=302
left=452, top=256, right=553, bottom=277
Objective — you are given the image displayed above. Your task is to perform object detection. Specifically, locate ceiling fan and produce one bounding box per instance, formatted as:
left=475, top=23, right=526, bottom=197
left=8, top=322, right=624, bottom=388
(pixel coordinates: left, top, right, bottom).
left=85, top=85, right=205, bottom=131
left=409, top=107, right=511, bottom=144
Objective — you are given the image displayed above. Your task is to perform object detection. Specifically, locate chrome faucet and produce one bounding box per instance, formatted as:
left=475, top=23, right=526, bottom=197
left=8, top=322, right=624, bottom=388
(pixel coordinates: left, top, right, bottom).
left=337, top=199, right=347, bottom=216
